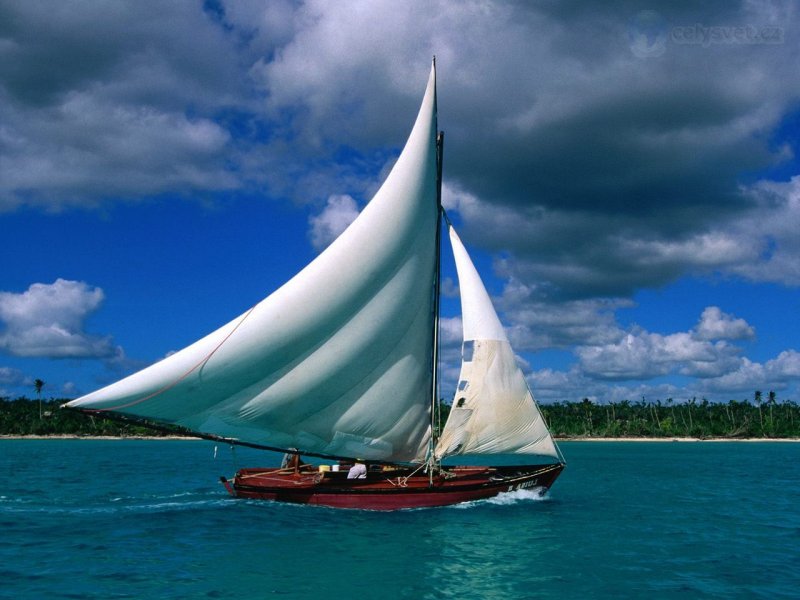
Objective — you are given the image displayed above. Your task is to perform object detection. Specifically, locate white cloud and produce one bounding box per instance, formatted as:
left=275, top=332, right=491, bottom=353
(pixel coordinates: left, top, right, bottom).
left=436, top=316, right=465, bottom=393
left=248, top=0, right=462, bottom=144
left=702, top=350, right=800, bottom=396
left=497, top=277, right=631, bottom=350
left=728, top=176, right=800, bottom=286
left=0, top=279, right=119, bottom=358
left=438, top=316, right=463, bottom=346
left=574, top=306, right=755, bottom=382
left=440, top=276, right=459, bottom=299
left=694, top=306, right=755, bottom=341
left=1, top=92, right=237, bottom=210
left=701, top=358, right=766, bottom=394
left=578, top=331, right=675, bottom=380
left=767, top=350, right=800, bottom=379
left=556, top=303, right=799, bottom=401
left=0, top=1, right=242, bottom=210
left=0, top=366, right=25, bottom=385
left=308, top=194, right=360, bottom=250
left=528, top=368, right=581, bottom=399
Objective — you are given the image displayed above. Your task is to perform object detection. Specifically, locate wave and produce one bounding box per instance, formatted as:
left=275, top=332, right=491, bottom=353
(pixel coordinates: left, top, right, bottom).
left=487, top=487, right=550, bottom=505
left=450, top=487, right=550, bottom=509
left=0, top=492, right=232, bottom=516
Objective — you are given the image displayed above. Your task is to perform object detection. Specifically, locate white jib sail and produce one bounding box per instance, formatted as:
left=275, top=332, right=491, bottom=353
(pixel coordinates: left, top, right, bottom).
left=67, top=64, right=440, bottom=463
left=436, top=226, right=559, bottom=460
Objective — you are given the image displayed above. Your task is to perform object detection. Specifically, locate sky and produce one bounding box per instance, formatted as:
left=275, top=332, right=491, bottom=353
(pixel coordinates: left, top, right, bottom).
left=1, top=0, right=799, bottom=405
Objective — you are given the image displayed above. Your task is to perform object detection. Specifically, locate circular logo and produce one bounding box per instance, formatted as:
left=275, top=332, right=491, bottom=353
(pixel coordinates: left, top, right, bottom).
left=628, top=10, right=668, bottom=58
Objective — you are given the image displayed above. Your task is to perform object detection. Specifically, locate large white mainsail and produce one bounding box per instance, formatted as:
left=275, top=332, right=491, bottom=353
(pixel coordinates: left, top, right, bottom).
left=436, top=226, right=559, bottom=460
left=67, top=65, right=440, bottom=463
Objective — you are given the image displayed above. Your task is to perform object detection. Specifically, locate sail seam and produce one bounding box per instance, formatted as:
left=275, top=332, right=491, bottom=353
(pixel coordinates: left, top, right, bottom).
left=92, top=303, right=260, bottom=412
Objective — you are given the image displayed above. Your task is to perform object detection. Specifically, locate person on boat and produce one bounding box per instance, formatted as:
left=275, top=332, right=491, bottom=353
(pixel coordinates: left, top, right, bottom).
left=281, top=453, right=303, bottom=471
left=347, top=461, right=367, bottom=479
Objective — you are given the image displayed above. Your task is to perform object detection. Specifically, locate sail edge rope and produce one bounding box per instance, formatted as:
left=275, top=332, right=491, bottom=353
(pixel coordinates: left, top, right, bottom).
left=90, top=303, right=260, bottom=413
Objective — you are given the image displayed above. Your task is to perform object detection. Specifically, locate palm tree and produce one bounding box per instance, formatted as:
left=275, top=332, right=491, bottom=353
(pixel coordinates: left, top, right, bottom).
left=768, top=391, right=776, bottom=433
left=581, top=398, right=593, bottom=435
left=34, top=379, right=45, bottom=419
left=754, top=390, right=763, bottom=432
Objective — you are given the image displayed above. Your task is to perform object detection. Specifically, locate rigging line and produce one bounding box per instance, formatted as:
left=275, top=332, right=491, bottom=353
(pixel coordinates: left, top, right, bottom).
left=386, top=461, right=427, bottom=487
left=90, top=302, right=260, bottom=413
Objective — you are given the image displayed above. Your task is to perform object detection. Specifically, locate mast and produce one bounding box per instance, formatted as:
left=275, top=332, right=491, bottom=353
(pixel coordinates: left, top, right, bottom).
left=428, top=57, right=444, bottom=471
left=429, top=131, right=444, bottom=465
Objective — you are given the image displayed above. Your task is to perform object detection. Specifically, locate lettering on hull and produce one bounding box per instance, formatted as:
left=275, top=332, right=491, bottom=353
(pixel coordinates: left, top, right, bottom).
left=513, top=478, right=539, bottom=491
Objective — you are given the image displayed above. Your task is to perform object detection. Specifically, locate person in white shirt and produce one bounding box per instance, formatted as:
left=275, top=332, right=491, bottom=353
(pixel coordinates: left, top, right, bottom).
left=347, top=461, right=367, bottom=479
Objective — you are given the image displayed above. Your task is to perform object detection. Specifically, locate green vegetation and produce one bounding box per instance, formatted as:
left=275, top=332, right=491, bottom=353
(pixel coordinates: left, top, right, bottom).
left=540, top=395, right=800, bottom=439
left=436, top=392, right=799, bottom=439
left=3, top=393, right=799, bottom=438
left=0, top=397, right=168, bottom=437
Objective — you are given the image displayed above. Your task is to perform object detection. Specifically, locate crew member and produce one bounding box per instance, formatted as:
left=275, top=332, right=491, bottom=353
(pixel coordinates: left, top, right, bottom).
left=347, top=461, right=367, bottom=479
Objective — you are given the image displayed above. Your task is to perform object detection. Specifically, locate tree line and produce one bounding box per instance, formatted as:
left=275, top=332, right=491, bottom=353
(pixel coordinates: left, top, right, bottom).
left=436, top=392, right=799, bottom=439
left=3, top=394, right=799, bottom=439
left=0, top=398, right=167, bottom=437
left=539, top=394, right=799, bottom=438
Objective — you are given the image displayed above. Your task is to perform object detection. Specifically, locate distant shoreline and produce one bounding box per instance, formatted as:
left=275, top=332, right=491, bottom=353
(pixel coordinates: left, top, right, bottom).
left=2, top=434, right=798, bottom=442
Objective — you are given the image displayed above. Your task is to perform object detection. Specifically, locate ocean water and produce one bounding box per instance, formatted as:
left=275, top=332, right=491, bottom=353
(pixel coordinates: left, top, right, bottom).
left=1, top=440, right=798, bottom=599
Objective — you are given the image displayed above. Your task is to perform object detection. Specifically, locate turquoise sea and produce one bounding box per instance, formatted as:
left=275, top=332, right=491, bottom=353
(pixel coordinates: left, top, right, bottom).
left=1, top=439, right=798, bottom=599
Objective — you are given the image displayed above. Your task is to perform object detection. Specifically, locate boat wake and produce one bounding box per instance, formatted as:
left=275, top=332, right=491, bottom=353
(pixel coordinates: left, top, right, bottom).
left=488, top=487, right=550, bottom=505
left=450, top=487, right=550, bottom=509
left=0, top=491, right=231, bottom=516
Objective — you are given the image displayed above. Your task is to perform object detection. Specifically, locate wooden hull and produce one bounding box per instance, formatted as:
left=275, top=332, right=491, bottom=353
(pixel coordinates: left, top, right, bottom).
left=220, top=463, right=564, bottom=510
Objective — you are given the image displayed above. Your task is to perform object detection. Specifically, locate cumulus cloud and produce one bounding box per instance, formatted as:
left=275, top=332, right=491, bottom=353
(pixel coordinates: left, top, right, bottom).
left=769, top=350, right=800, bottom=378
left=308, top=194, right=360, bottom=250
left=0, top=279, right=119, bottom=358
left=694, top=306, right=755, bottom=341
left=553, top=304, right=799, bottom=401
left=576, top=329, right=743, bottom=381
left=0, top=1, right=243, bottom=210
left=571, top=305, right=758, bottom=382
left=435, top=315, right=466, bottom=393
left=702, top=350, right=800, bottom=395
left=496, top=277, right=631, bottom=350
left=525, top=347, right=800, bottom=405
left=727, top=176, right=800, bottom=286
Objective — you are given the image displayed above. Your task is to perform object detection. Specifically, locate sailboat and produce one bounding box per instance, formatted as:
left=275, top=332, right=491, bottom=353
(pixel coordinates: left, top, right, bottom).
left=65, top=60, right=564, bottom=510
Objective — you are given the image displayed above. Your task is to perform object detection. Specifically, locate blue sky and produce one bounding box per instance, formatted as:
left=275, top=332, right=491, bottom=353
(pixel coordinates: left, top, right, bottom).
left=1, top=1, right=799, bottom=405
